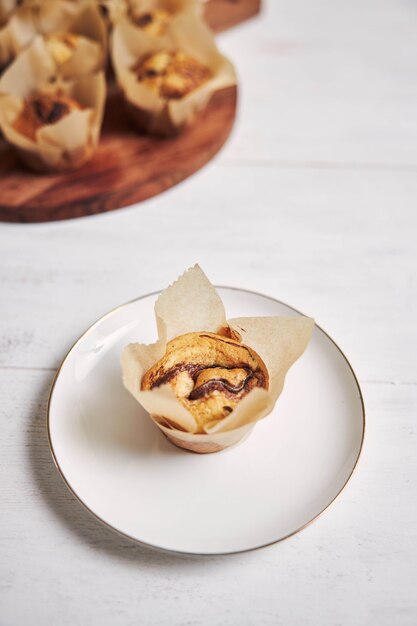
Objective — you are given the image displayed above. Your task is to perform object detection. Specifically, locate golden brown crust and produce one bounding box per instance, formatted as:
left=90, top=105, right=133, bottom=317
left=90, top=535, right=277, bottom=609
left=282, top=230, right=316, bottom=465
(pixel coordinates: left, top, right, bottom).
left=44, top=33, right=79, bottom=65
left=133, top=50, right=212, bottom=100
left=216, top=325, right=242, bottom=342
left=13, top=92, right=82, bottom=142
left=141, top=332, right=269, bottom=432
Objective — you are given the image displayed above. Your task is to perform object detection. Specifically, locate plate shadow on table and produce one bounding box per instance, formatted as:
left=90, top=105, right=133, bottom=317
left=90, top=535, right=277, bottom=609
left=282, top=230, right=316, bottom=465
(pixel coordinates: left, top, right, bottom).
left=81, top=361, right=184, bottom=459
left=27, top=373, right=255, bottom=565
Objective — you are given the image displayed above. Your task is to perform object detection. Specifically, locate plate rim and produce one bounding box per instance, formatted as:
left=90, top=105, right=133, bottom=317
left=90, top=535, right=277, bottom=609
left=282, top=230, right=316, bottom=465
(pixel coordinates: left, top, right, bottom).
left=46, top=286, right=366, bottom=556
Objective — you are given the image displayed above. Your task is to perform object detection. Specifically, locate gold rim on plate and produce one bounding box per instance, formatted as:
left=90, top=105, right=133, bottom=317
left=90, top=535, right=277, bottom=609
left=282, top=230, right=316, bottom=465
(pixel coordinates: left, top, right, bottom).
left=46, top=286, right=366, bottom=556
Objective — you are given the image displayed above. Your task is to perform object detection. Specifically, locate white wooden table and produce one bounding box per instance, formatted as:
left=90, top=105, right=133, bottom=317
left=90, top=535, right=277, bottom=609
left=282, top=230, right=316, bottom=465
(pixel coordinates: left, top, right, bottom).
left=1, top=1, right=416, bottom=624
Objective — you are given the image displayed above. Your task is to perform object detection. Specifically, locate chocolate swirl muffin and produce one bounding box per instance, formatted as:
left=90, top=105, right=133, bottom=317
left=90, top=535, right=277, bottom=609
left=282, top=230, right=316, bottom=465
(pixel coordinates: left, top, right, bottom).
left=133, top=50, right=212, bottom=99
left=13, top=92, right=82, bottom=141
left=141, top=332, right=269, bottom=432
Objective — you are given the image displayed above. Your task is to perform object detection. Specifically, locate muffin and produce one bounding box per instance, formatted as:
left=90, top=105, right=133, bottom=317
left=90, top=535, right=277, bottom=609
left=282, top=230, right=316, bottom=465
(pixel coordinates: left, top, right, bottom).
left=0, top=37, right=106, bottom=171
left=6, top=0, right=107, bottom=73
left=141, top=331, right=269, bottom=433
left=121, top=265, right=314, bottom=454
left=111, top=12, right=236, bottom=136
left=13, top=91, right=83, bottom=142
left=133, top=50, right=212, bottom=99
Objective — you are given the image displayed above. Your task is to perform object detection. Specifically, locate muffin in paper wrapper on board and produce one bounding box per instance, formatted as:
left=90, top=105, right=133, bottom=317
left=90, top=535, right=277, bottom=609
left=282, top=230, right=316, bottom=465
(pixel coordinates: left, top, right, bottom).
left=121, top=266, right=314, bottom=454
left=111, top=12, right=236, bottom=136
left=0, top=37, right=106, bottom=172
left=6, top=0, right=107, bottom=74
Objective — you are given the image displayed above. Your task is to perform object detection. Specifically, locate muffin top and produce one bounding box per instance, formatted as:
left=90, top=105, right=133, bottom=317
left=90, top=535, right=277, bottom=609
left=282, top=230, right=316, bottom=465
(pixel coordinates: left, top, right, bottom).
left=141, top=331, right=269, bottom=432
left=133, top=50, right=212, bottom=99
left=13, top=92, right=82, bottom=141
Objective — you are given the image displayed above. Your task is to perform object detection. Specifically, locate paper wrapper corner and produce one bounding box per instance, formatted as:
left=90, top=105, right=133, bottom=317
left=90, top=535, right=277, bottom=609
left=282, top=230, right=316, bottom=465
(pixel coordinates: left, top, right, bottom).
left=121, top=265, right=314, bottom=453
left=111, top=12, right=236, bottom=136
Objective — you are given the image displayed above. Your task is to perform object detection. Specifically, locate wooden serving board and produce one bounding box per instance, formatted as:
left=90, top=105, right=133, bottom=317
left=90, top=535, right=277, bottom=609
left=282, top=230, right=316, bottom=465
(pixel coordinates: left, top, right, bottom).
left=0, top=0, right=260, bottom=223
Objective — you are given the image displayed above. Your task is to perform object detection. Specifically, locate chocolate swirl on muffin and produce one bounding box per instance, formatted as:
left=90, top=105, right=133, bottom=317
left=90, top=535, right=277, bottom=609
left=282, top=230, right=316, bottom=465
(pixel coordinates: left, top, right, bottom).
left=13, top=92, right=82, bottom=141
left=141, top=332, right=269, bottom=432
left=133, top=50, right=212, bottom=99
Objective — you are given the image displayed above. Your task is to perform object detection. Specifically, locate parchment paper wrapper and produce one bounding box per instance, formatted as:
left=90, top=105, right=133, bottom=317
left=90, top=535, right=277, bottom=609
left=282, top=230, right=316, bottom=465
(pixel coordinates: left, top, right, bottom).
left=0, top=28, right=12, bottom=72
left=7, top=0, right=107, bottom=72
left=0, top=0, right=17, bottom=21
left=111, top=12, right=236, bottom=135
left=0, top=37, right=106, bottom=172
left=122, top=265, right=314, bottom=454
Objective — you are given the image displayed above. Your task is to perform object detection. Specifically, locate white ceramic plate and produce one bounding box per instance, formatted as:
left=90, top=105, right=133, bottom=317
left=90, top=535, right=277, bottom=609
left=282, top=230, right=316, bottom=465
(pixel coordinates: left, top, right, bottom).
left=48, top=288, right=365, bottom=555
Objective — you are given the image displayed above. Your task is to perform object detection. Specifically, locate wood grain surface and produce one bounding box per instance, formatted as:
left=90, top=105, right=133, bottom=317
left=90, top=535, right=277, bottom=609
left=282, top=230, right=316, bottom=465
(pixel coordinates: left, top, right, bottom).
left=0, top=86, right=237, bottom=223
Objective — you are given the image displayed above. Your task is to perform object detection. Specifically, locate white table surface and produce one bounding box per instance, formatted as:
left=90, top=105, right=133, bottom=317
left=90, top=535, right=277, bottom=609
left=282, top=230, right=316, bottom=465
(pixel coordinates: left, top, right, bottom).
left=1, top=1, right=416, bottom=624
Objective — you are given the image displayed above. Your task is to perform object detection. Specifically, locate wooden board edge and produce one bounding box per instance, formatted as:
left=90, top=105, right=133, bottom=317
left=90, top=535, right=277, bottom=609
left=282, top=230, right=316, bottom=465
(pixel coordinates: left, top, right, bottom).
left=204, top=0, right=261, bottom=33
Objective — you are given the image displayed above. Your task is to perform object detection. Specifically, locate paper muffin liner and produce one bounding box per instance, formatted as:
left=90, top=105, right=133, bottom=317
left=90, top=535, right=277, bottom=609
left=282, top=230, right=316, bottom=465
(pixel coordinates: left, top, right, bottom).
left=111, top=12, right=236, bottom=136
left=0, top=0, right=18, bottom=20
left=122, top=265, right=314, bottom=454
left=0, top=36, right=106, bottom=172
left=95, top=0, right=120, bottom=24
left=7, top=0, right=107, bottom=72
left=0, top=27, right=12, bottom=72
